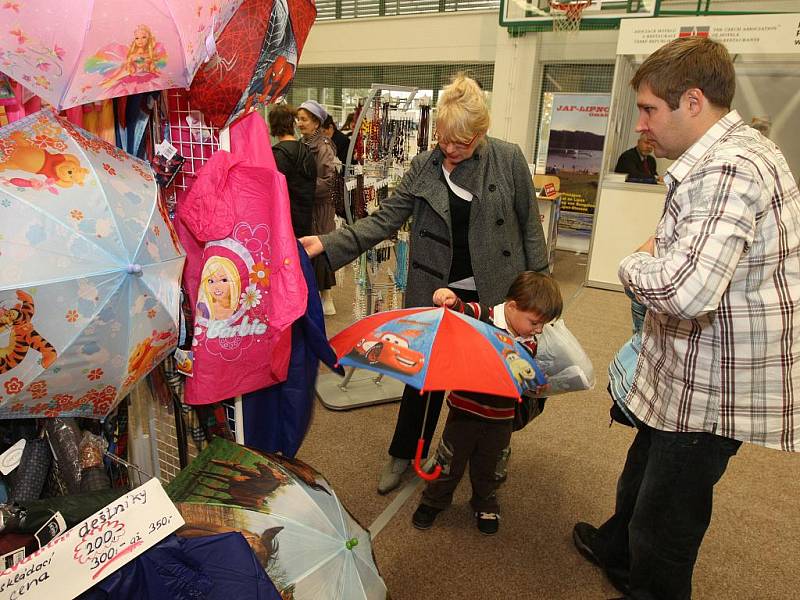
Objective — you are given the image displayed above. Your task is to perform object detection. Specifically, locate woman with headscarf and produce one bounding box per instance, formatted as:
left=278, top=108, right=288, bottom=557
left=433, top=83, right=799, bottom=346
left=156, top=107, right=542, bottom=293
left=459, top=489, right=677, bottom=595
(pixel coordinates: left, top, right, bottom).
left=300, top=74, right=549, bottom=493
left=296, top=100, right=338, bottom=315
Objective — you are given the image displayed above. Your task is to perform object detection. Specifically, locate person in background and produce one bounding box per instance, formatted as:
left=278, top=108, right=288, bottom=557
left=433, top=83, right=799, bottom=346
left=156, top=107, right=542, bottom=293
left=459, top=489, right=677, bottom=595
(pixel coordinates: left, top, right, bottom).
left=412, top=272, right=562, bottom=536
left=296, top=100, right=338, bottom=316
left=268, top=104, right=316, bottom=238
left=614, top=132, right=658, bottom=182
left=573, top=36, right=800, bottom=600
left=340, top=112, right=356, bottom=137
left=300, top=73, right=549, bottom=495
left=322, top=115, right=351, bottom=165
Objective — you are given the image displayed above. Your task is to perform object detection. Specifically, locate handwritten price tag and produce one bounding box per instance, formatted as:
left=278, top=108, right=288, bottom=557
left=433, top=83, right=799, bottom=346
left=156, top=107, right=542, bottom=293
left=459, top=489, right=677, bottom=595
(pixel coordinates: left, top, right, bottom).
left=0, top=479, right=183, bottom=600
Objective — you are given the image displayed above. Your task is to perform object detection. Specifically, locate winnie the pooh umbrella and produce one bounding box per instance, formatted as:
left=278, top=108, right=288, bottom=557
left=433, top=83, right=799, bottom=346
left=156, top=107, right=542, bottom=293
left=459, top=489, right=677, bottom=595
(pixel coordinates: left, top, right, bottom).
left=0, top=109, right=184, bottom=418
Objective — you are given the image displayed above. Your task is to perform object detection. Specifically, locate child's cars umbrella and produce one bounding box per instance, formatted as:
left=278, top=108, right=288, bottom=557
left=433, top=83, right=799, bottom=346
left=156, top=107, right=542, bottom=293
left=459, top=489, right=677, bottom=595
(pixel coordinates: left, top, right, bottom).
left=0, top=109, right=184, bottom=418
left=328, top=306, right=547, bottom=479
left=168, top=437, right=388, bottom=600
left=0, top=0, right=243, bottom=110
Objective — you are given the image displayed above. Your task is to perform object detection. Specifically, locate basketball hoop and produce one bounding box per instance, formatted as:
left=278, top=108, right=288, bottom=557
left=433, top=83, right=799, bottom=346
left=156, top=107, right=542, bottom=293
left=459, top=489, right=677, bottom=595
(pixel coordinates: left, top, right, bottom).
left=550, top=0, right=592, bottom=33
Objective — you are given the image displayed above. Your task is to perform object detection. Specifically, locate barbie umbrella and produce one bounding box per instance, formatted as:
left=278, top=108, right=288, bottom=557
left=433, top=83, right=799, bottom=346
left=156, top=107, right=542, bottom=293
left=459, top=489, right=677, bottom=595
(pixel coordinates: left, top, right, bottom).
left=168, top=437, right=388, bottom=600
left=328, top=306, right=546, bottom=479
left=0, top=0, right=243, bottom=110
left=188, top=0, right=317, bottom=128
left=0, top=109, right=184, bottom=418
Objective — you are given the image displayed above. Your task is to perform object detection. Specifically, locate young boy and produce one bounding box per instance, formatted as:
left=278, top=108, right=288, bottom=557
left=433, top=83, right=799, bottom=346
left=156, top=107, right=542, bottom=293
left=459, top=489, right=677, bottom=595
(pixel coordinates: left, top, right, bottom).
left=412, top=271, right=563, bottom=535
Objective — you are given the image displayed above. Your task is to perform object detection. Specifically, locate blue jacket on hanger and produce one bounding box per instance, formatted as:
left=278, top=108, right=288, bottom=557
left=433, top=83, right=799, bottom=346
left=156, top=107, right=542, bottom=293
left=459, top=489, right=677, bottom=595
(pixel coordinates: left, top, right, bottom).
left=242, top=241, right=343, bottom=457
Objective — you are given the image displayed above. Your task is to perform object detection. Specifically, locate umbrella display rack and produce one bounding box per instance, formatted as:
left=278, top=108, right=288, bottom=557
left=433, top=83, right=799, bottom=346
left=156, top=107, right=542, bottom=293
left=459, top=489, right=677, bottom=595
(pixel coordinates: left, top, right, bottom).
left=317, top=84, right=426, bottom=410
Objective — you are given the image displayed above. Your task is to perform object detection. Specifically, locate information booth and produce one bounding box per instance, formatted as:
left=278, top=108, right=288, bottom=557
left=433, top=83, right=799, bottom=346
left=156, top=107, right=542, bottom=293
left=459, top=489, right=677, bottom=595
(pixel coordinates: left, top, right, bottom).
left=586, top=12, right=800, bottom=291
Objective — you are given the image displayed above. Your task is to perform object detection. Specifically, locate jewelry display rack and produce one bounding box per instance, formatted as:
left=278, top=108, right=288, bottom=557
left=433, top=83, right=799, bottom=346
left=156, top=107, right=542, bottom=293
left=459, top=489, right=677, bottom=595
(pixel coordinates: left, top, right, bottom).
left=317, top=84, right=431, bottom=410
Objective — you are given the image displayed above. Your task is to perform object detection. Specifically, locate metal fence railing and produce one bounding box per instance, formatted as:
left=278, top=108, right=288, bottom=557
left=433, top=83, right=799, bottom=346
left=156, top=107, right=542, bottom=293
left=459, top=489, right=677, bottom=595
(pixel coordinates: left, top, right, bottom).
left=315, top=0, right=500, bottom=20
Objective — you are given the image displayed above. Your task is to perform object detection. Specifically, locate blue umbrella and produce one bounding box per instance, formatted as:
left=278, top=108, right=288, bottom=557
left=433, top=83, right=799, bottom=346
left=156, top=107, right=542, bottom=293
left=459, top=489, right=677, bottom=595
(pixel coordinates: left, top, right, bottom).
left=78, top=532, right=282, bottom=599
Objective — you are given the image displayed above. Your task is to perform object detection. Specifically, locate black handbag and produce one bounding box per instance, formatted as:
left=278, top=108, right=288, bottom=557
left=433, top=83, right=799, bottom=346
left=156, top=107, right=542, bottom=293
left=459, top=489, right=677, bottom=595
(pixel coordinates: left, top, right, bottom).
left=513, top=395, right=546, bottom=432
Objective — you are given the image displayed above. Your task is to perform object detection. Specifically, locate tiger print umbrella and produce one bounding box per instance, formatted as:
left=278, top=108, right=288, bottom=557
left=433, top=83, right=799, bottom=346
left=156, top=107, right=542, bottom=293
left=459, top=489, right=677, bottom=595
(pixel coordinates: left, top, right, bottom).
left=0, top=109, right=184, bottom=418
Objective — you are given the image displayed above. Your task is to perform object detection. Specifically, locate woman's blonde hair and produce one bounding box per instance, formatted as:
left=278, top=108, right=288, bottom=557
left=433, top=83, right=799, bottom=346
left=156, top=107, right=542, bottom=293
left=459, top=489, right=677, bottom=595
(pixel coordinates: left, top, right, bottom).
left=200, top=256, right=241, bottom=320
left=435, top=73, right=490, bottom=144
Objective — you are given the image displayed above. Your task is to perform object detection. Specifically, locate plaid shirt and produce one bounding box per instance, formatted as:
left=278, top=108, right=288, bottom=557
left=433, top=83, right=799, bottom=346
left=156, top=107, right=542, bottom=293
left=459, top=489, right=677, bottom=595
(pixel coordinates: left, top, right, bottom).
left=619, top=111, right=800, bottom=451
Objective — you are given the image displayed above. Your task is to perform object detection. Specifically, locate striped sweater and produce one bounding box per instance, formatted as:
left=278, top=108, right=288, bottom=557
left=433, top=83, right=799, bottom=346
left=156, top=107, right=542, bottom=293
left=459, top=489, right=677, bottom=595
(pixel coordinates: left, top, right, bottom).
left=446, top=298, right=538, bottom=421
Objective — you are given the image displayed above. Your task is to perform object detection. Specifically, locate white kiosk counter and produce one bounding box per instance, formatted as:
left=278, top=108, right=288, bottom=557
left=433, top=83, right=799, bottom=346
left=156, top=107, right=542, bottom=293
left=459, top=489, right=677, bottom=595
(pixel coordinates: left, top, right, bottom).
left=586, top=179, right=664, bottom=290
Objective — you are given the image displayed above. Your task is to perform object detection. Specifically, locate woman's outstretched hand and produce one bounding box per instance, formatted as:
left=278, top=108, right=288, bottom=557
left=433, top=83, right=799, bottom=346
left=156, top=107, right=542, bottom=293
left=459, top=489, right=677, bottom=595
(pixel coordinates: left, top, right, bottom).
left=299, top=236, right=324, bottom=258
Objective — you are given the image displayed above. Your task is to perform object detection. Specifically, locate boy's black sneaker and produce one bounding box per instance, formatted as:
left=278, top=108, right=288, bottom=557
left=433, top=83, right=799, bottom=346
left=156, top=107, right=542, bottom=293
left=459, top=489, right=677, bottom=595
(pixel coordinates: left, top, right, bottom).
left=475, top=511, right=500, bottom=535
left=412, top=504, right=442, bottom=530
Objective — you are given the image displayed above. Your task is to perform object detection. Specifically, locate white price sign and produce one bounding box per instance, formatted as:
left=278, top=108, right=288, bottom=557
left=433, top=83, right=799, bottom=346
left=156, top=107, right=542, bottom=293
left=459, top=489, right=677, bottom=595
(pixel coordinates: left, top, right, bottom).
left=0, top=479, right=183, bottom=600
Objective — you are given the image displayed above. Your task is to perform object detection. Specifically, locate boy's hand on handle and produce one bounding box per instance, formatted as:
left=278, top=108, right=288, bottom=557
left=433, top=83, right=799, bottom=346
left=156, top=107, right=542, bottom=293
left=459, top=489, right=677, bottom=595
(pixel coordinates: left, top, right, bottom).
left=432, top=288, right=457, bottom=307
left=300, top=236, right=324, bottom=258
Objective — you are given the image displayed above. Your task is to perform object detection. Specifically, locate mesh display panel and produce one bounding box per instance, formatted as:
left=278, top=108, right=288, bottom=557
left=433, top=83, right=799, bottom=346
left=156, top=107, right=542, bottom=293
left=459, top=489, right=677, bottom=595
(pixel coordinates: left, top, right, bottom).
left=315, top=0, right=501, bottom=20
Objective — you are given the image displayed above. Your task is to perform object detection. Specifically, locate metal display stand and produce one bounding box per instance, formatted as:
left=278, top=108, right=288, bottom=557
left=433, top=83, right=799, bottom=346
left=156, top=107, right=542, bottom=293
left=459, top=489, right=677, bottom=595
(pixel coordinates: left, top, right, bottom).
left=318, top=84, right=423, bottom=410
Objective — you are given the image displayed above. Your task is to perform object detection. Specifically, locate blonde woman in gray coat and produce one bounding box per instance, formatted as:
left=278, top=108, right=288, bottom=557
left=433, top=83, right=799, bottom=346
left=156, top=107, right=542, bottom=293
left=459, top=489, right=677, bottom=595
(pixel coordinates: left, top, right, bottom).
left=301, top=74, right=549, bottom=493
left=297, top=100, right=338, bottom=315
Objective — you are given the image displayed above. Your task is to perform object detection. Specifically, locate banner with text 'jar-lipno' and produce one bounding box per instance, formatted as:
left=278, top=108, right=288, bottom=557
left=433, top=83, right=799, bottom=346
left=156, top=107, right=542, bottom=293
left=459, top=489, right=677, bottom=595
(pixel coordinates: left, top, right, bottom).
left=544, top=93, right=610, bottom=253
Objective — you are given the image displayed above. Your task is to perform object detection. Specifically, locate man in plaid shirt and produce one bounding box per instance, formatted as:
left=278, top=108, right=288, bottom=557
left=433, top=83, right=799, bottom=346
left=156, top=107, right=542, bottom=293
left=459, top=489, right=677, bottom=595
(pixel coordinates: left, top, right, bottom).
left=573, top=37, right=800, bottom=600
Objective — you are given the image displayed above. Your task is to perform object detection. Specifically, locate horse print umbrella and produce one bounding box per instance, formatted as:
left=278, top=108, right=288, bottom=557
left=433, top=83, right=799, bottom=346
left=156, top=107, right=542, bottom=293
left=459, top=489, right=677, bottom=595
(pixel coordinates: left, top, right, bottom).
left=168, top=437, right=388, bottom=600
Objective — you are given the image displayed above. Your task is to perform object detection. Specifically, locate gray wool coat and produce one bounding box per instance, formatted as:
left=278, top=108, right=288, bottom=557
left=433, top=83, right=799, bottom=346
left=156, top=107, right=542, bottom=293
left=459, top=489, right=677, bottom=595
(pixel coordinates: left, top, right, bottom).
left=320, top=137, right=549, bottom=308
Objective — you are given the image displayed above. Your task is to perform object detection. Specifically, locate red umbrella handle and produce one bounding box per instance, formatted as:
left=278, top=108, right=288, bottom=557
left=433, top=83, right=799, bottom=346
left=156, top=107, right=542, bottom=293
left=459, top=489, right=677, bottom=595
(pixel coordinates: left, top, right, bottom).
left=414, top=438, right=441, bottom=481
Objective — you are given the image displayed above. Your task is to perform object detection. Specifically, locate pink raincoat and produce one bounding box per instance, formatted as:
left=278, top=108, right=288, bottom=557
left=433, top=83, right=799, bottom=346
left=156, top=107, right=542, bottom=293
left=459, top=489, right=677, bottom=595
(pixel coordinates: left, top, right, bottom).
left=177, top=115, right=307, bottom=405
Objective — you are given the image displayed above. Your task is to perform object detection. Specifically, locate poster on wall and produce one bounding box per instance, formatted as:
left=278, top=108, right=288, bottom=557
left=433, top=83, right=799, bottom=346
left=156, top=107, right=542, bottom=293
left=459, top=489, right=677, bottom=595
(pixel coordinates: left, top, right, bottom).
left=543, top=93, right=610, bottom=254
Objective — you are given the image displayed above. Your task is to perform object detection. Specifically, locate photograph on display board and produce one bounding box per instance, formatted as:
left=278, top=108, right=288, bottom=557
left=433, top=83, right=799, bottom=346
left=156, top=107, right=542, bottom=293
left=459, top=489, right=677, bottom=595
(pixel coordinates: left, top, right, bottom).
left=542, top=93, right=610, bottom=253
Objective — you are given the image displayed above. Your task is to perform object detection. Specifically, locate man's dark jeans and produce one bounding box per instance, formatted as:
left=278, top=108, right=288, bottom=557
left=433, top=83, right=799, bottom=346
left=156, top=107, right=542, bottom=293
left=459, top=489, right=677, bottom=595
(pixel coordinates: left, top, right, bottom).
left=597, top=422, right=742, bottom=600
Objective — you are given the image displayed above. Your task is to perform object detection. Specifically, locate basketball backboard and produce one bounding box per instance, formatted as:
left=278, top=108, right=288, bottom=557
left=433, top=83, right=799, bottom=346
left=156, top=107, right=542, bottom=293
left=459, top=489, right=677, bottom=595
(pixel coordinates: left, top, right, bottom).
left=501, top=0, right=658, bottom=31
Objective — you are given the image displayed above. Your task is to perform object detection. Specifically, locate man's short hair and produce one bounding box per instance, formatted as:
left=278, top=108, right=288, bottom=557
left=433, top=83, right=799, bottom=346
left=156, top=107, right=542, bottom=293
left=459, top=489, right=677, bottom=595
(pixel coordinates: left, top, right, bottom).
left=631, top=37, right=735, bottom=111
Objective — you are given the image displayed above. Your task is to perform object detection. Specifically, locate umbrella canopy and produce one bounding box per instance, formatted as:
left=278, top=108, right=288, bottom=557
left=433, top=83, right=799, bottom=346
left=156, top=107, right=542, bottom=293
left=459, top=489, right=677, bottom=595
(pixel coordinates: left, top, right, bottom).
left=188, top=0, right=316, bottom=128
left=0, top=0, right=243, bottom=110
left=0, top=109, right=184, bottom=418
left=329, top=306, right=547, bottom=398
left=79, top=532, right=282, bottom=600
left=168, top=437, right=387, bottom=600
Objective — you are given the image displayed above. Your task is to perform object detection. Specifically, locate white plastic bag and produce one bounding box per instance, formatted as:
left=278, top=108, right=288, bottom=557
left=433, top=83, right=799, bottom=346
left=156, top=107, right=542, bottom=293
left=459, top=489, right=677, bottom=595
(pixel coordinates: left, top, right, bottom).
left=531, top=319, right=595, bottom=397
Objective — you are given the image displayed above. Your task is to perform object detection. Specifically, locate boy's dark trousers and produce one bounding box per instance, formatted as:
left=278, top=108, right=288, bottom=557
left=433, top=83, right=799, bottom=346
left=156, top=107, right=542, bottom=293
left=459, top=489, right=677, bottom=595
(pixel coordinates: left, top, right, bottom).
left=421, top=408, right=512, bottom=513
left=388, top=288, right=480, bottom=460
left=597, top=420, right=741, bottom=600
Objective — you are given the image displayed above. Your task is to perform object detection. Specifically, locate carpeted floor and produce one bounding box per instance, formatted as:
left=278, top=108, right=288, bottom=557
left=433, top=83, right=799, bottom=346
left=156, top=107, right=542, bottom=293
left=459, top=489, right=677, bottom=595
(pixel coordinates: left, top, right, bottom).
left=297, top=250, right=800, bottom=600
